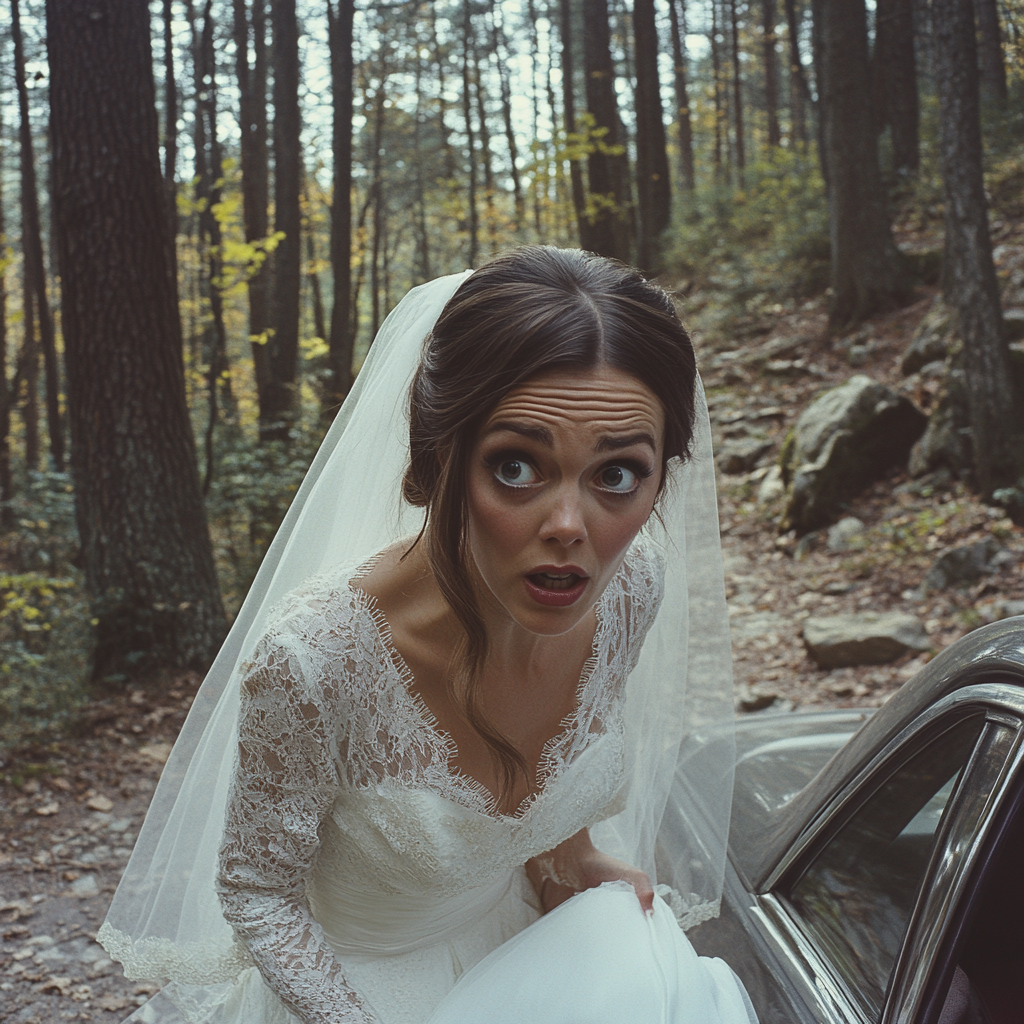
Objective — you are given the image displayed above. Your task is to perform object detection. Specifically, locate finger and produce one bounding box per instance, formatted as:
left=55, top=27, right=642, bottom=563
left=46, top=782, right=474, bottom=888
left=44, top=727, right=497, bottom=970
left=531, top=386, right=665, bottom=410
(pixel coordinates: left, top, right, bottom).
left=630, top=873, right=655, bottom=916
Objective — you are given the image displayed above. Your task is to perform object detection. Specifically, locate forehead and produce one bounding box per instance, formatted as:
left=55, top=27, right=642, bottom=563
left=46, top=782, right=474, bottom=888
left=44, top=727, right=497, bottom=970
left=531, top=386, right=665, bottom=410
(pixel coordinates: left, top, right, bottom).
left=480, top=365, right=665, bottom=441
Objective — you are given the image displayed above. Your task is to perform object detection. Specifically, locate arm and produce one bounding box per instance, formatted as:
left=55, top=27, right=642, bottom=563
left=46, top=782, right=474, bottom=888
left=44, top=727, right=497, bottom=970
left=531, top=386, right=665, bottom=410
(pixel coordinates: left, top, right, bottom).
left=217, top=639, right=378, bottom=1024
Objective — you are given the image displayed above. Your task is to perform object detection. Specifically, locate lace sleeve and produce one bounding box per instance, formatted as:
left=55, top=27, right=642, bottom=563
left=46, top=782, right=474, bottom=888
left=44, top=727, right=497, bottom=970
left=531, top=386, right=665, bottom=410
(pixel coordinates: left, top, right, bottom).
left=217, top=632, right=377, bottom=1024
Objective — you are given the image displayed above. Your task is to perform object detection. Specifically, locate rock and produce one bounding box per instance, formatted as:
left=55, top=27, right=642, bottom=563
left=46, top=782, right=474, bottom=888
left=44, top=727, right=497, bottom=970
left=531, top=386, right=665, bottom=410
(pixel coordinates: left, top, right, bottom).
left=781, top=375, right=927, bottom=534
left=976, top=598, right=1024, bottom=624
left=718, top=436, right=774, bottom=474
left=85, top=794, right=114, bottom=812
left=922, top=539, right=1005, bottom=592
left=827, top=516, right=865, bottom=552
left=908, top=369, right=973, bottom=479
left=902, top=296, right=954, bottom=375
left=68, top=874, right=99, bottom=899
left=803, top=611, right=930, bottom=668
left=757, top=464, right=785, bottom=505
left=738, top=687, right=780, bottom=713
left=138, top=741, right=172, bottom=764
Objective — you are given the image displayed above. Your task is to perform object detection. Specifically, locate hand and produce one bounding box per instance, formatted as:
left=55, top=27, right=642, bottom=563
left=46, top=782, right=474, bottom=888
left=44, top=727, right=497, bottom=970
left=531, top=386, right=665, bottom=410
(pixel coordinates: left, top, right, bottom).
left=525, top=828, right=655, bottom=915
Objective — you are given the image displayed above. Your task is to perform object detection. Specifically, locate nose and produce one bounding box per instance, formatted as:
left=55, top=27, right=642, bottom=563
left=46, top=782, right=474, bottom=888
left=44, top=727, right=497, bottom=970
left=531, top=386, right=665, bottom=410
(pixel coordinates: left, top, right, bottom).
left=539, top=485, right=588, bottom=547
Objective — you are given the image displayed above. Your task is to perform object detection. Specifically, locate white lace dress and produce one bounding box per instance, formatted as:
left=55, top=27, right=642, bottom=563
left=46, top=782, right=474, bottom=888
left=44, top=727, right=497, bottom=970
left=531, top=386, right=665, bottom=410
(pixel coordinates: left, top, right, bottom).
left=212, top=544, right=755, bottom=1024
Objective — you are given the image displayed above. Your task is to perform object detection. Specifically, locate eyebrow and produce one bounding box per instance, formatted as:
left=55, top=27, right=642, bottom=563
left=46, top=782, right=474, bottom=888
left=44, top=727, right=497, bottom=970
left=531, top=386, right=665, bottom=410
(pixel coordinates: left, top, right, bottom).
left=484, top=421, right=657, bottom=453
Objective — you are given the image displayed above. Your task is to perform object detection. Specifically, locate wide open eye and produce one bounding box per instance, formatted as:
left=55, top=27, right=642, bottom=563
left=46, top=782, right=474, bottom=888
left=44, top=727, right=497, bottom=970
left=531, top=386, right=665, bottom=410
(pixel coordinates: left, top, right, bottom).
left=595, top=464, right=642, bottom=494
left=494, top=458, right=539, bottom=487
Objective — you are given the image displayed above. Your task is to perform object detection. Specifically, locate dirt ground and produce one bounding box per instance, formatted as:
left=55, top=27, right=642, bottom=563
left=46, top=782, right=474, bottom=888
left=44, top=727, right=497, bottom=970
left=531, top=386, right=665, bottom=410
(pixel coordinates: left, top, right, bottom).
left=3, top=269, right=1024, bottom=1022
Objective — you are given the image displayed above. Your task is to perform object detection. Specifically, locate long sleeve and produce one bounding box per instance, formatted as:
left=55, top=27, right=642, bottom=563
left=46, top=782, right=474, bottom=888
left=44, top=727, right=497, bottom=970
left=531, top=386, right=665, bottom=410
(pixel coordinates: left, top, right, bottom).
left=217, top=636, right=376, bottom=1024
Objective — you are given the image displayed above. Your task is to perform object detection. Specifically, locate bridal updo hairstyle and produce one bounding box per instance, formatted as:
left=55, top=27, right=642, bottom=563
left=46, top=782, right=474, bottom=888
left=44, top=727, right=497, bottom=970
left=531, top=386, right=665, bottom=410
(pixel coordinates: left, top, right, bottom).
left=403, top=246, right=697, bottom=808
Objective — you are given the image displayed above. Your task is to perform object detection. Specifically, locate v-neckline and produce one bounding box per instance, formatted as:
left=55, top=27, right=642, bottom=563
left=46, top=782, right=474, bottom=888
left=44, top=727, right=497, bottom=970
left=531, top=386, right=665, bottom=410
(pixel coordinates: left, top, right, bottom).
left=348, top=553, right=609, bottom=821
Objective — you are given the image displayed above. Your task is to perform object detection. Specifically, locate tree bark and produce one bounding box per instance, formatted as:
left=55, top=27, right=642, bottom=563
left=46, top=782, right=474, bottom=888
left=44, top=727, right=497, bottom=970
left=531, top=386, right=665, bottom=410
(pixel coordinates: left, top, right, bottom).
left=233, top=0, right=273, bottom=421
left=0, top=103, right=13, bottom=530
left=974, top=0, right=1008, bottom=105
left=809, top=0, right=828, bottom=183
left=326, top=0, right=354, bottom=411
left=473, top=46, right=499, bottom=252
left=13, top=0, right=64, bottom=473
left=47, top=0, right=225, bottom=676
left=668, top=0, right=695, bottom=192
left=490, top=0, right=524, bottom=228
left=162, top=0, right=178, bottom=236
left=462, top=0, right=479, bottom=265
left=934, top=0, right=1023, bottom=496
left=583, top=0, right=631, bottom=260
left=711, top=0, right=725, bottom=180
left=412, top=18, right=431, bottom=281
left=762, top=0, right=781, bottom=149
left=783, top=0, right=808, bottom=146
left=633, top=0, right=671, bottom=271
left=818, top=0, right=906, bottom=329
left=728, top=0, right=745, bottom=183
left=268, top=0, right=301, bottom=441
left=370, top=79, right=386, bottom=338
left=873, top=0, right=919, bottom=175
left=559, top=0, right=589, bottom=247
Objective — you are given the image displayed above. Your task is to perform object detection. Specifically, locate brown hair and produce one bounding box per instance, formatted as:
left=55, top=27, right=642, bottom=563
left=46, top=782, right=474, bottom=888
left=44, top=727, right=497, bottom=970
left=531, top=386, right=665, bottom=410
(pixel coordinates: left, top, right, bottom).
left=403, top=246, right=697, bottom=810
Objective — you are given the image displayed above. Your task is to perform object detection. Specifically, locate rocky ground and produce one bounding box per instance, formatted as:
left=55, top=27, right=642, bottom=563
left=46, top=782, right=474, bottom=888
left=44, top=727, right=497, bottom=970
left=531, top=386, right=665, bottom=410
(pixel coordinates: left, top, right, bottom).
left=3, top=235, right=1024, bottom=1020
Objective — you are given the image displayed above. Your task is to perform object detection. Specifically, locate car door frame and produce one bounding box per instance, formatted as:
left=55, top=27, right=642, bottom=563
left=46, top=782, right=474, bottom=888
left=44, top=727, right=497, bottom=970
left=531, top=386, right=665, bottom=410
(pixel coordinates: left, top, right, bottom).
left=745, top=683, right=1024, bottom=1024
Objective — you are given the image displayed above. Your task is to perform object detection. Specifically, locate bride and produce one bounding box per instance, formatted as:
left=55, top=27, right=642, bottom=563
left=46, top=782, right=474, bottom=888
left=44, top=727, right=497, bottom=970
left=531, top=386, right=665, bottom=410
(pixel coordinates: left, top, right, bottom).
left=98, top=247, right=755, bottom=1024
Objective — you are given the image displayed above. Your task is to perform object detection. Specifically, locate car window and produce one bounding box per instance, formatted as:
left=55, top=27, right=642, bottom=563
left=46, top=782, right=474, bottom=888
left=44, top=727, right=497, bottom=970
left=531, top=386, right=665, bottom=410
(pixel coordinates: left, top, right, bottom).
left=783, top=716, right=985, bottom=1018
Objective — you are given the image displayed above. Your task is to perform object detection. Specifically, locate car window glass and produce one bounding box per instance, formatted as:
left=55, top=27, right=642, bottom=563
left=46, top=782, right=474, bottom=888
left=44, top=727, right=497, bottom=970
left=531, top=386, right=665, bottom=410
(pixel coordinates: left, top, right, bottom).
left=784, top=716, right=984, bottom=1018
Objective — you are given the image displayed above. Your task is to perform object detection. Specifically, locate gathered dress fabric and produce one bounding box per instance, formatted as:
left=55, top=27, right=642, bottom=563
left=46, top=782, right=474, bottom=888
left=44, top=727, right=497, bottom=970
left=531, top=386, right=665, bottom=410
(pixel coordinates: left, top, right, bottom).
left=187, top=542, right=752, bottom=1024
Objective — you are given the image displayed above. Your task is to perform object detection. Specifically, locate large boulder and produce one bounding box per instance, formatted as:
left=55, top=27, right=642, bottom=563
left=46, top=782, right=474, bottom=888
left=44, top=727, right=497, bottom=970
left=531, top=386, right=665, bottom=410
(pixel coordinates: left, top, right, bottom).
left=780, top=375, right=927, bottom=534
left=803, top=612, right=931, bottom=668
left=908, top=367, right=973, bottom=479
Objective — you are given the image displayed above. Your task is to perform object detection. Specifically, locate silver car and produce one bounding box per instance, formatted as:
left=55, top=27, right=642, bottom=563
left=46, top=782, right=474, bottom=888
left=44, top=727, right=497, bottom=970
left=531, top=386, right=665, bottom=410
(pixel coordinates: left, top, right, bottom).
left=691, top=616, right=1024, bottom=1024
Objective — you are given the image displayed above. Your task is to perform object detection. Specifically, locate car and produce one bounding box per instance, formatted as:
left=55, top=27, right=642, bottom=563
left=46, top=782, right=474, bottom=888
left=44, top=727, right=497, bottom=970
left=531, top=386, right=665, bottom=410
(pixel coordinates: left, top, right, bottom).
left=690, top=615, right=1024, bottom=1024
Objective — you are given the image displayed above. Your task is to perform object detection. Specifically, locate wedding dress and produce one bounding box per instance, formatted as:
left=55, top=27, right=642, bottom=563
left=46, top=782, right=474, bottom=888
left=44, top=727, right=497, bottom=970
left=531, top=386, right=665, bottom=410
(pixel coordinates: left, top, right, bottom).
left=97, top=261, right=751, bottom=1024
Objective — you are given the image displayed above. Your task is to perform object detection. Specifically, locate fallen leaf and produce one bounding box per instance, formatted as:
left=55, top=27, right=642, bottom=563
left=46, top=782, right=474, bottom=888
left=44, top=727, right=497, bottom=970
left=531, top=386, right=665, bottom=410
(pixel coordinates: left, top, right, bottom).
left=34, top=801, right=60, bottom=816
left=51, top=777, right=72, bottom=791
left=36, top=974, right=73, bottom=995
left=85, top=794, right=114, bottom=812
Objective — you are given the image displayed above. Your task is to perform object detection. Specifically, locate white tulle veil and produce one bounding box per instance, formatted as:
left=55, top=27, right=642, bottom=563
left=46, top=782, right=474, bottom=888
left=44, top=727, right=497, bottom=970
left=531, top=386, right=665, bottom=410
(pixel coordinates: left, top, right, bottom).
left=98, top=264, right=736, bottom=1020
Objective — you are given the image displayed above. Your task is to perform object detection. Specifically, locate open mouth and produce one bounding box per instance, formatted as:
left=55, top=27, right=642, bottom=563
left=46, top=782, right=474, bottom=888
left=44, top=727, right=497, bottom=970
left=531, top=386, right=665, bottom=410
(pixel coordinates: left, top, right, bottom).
left=527, top=572, right=584, bottom=591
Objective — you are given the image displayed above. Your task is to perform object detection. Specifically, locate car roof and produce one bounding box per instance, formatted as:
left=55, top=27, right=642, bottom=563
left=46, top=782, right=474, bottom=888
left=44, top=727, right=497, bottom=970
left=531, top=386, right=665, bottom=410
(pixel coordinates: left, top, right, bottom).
left=742, top=615, right=1024, bottom=891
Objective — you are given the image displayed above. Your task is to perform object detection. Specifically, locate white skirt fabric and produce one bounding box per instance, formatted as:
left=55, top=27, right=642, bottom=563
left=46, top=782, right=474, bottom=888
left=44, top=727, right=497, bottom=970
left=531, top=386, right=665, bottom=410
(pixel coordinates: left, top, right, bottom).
left=124, top=876, right=755, bottom=1024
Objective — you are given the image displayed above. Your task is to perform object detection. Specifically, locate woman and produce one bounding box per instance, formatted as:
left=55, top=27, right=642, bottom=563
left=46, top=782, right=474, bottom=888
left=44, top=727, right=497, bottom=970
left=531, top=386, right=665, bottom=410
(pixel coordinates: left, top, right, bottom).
left=98, top=247, right=750, bottom=1024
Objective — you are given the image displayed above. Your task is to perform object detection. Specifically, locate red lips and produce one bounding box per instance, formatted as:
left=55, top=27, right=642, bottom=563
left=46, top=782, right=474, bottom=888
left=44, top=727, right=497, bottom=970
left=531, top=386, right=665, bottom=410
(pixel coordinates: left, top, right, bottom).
left=523, top=565, right=590, bottom=607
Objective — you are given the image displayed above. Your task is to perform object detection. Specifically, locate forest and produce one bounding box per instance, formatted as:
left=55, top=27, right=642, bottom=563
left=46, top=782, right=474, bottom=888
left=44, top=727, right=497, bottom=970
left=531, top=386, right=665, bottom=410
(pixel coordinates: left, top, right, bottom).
left=0, top=0, right=1020, bottom=755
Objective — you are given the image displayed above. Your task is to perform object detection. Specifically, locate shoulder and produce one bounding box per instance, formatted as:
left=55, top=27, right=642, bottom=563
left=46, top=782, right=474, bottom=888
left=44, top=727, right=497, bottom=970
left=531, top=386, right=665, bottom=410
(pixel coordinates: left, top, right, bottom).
left=239, top=558, right=381, bottom=703
left=613, top=535, right=666, bottom=645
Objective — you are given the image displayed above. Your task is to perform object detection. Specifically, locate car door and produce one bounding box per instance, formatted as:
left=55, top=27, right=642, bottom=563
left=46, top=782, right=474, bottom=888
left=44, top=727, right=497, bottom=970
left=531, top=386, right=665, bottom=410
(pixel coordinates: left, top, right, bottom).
left=748, top=684, right=1024, bottom=1024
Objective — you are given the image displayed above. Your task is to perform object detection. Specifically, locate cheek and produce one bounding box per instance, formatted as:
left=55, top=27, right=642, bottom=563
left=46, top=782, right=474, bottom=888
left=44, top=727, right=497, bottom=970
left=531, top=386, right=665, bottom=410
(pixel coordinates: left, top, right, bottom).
left=466, top=477, right=534, bottom=558
left=590, top=499, right=656, bottom=563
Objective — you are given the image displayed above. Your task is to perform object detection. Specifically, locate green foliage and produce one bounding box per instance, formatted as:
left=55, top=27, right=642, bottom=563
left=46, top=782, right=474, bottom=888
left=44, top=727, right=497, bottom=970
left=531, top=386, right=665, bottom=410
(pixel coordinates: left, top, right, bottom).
left=0, top=473, right=92, bottom=752
left=204, top=425, right=325, bottom=619
left=666, top=150, right=830, bottom=302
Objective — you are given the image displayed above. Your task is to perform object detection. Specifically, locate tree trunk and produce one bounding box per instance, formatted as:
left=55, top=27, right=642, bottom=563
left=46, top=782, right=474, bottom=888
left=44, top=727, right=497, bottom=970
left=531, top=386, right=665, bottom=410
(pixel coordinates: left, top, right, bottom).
left=974, top=0, right=1008, bottom=105
left=490, top=0, right=524, bottom=229
left=873, top=0, right=919, bottom=175
left=13, top=0, right=64, bottom=473
left=583, top=0, right=631, bottom=261
left=268, top=0, right=301, bottom=441
left=762, top=0, right=781, bottom=149
left=370, top=79, right=386, bottom=338
left=462, top=0, right=479, bottom=266
left=819, top=0, right=906, bottom=329
left=473, top=46, right=499, bottom=252
left=633, top=0, right=671, bottom=272
left=559, top=0, right=589, bottom=247
left=934, top=0, right=1023, bottom=496
left=47, top=0, right=225, bottom=677
left=326, top=0, right=354, bottom=411
left=711, top=0, right=725, bottom=180
left=728, top=0, right=745, bottom=183
left=430, top=4, right=456, bottom=182
left=809, top=0, right=829, bottom=183
left=412, top=20, right=431, bottom=281
left=0, top=101, right=12, bottom=530
left=306, top=219, right=326, bottom=344
left=162, top=0, right=178, bottom=237
left=233, top=0, right=273, bottom=421
left=783, top=0, right=808, bottom=146
left=527, top=0, right=545, bottom=235
left=668, top=0, right=695, bottom=192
